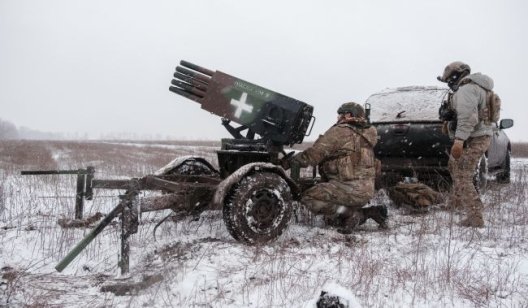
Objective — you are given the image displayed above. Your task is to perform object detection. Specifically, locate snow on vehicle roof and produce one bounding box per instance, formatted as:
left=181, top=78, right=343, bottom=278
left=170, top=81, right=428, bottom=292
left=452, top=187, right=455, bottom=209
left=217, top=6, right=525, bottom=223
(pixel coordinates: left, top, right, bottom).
left=366, top=86, right=449, bottom=123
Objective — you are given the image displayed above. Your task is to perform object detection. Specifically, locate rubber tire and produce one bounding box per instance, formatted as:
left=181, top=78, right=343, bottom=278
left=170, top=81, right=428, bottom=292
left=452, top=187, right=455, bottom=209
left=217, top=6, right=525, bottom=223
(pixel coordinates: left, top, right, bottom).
left=223, top=172, right=292, bottom=245
left=160, top=158, right=218, bottom=214
left=496, top=150, right=511, bottom=184
left=163, top=158, right=217, bottom=176
left=424, top=174, right=452, bottom=193
left=473, top=155, right=488, bottom=193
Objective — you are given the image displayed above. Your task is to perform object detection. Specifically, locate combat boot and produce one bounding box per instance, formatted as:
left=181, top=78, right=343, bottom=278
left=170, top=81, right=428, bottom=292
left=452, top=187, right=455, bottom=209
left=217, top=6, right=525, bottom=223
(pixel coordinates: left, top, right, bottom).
left=446, top=195, right=463, bottom=212
left=459, top=212, right=484, bottom=228
left=325, top=205, right=354, bottom=228
left=324, top=214, right=346, bottom=228
left=336, top=209, right=366, bottom=234
left=361, top=206, right=389, bottom=229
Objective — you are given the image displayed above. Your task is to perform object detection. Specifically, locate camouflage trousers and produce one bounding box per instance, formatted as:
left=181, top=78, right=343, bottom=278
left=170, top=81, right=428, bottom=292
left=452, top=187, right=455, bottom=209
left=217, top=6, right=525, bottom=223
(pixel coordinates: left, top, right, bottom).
left=448, top=135, right=491, bottom=219
left=301, top=179, right=374, bottom=216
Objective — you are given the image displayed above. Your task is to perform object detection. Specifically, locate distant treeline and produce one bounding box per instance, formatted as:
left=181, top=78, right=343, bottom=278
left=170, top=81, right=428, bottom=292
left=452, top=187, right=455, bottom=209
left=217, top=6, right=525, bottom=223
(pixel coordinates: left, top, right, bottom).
left=0, top=118, right=185, bottom=141
left=0, top=118, right=64, bottom=140
left=512, top=143, right=528, bottom=158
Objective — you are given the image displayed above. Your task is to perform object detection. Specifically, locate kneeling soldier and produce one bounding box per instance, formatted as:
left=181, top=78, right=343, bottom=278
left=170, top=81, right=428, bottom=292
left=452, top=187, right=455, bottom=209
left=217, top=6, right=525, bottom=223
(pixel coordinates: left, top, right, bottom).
left=284, top=102, right=387, bottom=233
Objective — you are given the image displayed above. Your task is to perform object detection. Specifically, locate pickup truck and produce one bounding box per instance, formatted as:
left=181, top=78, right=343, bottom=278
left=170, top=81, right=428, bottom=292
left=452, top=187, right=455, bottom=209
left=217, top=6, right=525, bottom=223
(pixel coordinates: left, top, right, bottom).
left=366, top=86, right=513, bottom=190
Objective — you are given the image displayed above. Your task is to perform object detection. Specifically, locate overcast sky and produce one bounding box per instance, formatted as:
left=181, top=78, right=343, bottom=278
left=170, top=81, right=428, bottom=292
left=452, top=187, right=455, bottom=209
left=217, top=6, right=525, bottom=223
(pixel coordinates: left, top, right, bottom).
left=1, top=0, right=527, bottom=141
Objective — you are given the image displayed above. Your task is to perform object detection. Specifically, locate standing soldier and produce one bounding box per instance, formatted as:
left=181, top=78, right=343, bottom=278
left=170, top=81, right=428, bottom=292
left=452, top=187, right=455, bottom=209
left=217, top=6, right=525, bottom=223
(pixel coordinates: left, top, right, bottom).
left=437, top=61, right=494, bottom=227
left=283, top=102, right=387, bottom=233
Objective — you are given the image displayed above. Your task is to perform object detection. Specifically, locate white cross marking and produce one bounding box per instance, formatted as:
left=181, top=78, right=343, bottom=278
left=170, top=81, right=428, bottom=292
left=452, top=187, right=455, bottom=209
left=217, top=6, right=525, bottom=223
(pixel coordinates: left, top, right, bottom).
left=230, top=92, right=253, bottom=118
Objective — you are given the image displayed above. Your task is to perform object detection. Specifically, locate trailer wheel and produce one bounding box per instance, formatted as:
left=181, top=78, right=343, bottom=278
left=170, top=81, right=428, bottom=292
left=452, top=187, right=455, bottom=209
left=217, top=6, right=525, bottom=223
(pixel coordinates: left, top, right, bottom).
left=163, top=158, right=218, bottom=176
left=223, top=172, right=292, bottom=245
left=159, top=158, right=218, bottom=214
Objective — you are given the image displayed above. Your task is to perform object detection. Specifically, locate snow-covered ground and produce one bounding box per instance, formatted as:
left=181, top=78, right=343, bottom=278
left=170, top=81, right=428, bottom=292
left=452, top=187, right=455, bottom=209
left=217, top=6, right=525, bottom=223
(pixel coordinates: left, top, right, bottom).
left=1, top=141, right=527, bottom=307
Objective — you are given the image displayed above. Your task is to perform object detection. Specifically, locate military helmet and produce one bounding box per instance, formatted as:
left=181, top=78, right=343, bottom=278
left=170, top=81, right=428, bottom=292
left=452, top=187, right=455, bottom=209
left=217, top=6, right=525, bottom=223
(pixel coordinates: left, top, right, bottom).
left=437, top=61, right=471, bottom=82
left=337, top=102, right=365, bottom=117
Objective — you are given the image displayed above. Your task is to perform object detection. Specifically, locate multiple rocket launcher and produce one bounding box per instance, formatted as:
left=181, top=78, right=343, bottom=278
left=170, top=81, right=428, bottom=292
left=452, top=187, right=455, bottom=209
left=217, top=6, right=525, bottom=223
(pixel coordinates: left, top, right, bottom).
left=169, top=61, right=314, bottom=146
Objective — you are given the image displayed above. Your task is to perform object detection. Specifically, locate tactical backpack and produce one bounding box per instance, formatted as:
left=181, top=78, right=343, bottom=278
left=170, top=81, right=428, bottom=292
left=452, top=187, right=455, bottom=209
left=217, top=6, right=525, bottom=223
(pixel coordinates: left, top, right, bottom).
left=484, top=90, right=501, bottom=124
left=459, top=78, right=502, bottom=124
left=387, top=182, right=442, bottom=211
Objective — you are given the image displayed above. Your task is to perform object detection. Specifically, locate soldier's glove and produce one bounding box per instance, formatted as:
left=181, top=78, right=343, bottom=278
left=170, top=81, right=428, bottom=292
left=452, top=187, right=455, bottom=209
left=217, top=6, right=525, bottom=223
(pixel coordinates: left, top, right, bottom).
left=280, top=151, right=295, bottom=170
left=280, top=157, right=291, bottom=170
left=375, top=158, right=382, bottom=177
left=450, top=139, right=464, bottom=160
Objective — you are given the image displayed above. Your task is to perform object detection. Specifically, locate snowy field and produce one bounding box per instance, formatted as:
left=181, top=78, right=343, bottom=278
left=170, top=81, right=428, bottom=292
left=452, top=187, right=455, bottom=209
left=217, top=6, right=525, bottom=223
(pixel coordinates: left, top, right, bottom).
left=1, top=140, right=527, bottom=307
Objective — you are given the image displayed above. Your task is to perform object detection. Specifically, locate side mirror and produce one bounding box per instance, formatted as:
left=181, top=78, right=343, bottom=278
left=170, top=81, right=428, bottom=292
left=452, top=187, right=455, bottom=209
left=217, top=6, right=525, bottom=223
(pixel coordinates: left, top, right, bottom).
left=499, top=119, right=514, bottom=129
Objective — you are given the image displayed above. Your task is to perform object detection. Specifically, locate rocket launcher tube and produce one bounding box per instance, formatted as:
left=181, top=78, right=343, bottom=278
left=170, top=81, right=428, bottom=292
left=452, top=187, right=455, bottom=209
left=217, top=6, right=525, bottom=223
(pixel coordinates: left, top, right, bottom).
left=170, top=80, right=206, bottom=97
left=169, top=86, right=203, bottom=103
left=175, top=66, right=211, bottom=84
left=173, top=72, right=208, bottom=91
left=180, top=60, right=214, bottom=77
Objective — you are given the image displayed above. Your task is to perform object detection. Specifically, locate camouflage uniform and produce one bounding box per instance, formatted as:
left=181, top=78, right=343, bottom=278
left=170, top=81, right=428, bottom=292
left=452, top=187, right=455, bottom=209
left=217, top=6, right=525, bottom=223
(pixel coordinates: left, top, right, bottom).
left=439, top=63, right=494, bottom=227
left=448, top=135, right=490, bottom=225
left=292, top=118, right=378, bottom=217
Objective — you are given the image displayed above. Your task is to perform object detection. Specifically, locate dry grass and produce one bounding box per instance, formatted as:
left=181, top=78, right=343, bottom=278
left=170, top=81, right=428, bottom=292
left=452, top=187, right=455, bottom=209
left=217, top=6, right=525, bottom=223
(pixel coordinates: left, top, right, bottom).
left=0, top=140, right=219, bottom=177
left=0, top=140, right=57, bottom=172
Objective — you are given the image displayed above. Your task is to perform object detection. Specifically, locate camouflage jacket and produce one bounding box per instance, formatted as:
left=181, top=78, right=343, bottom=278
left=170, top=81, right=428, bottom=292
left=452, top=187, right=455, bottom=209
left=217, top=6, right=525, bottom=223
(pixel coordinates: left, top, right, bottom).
left=449, top=73, right=494, bottom=140
left=293, top=123, right=378, bottom=182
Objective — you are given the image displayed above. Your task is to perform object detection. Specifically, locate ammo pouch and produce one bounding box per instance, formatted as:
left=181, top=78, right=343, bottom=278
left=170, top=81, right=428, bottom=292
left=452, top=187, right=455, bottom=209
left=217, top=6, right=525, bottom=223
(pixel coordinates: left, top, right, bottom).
left=460, top=79, right=501, bottom=125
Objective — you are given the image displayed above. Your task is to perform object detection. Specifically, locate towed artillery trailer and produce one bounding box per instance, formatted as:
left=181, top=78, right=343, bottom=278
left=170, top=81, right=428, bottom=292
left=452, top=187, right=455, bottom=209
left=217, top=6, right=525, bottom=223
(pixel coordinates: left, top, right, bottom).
left=22, top=61, right=316, bottom=274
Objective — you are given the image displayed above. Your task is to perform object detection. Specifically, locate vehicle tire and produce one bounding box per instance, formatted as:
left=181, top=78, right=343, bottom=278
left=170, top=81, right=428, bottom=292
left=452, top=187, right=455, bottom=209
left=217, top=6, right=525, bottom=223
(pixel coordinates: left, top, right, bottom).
left=473, top=155, right=488, bottom=193
left=496, top=150, right=511, bottom=184
left=375, top=172, right=400, bottom=189
left=163, top=158, right=218, bottom=176
left=424, top=174, right=451, bottom=192
left=223, top=172, right=293, bottom=245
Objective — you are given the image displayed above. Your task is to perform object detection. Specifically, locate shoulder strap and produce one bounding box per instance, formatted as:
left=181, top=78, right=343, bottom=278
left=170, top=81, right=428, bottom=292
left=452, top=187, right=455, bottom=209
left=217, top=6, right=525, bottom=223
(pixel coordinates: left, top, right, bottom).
left=459, top=78, right=473, bottom=86
left=458, top=79, right=492, bottom=113
left=339, top=124, right=375, bottom=148
left=317, top=125, right=373, bottom=166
